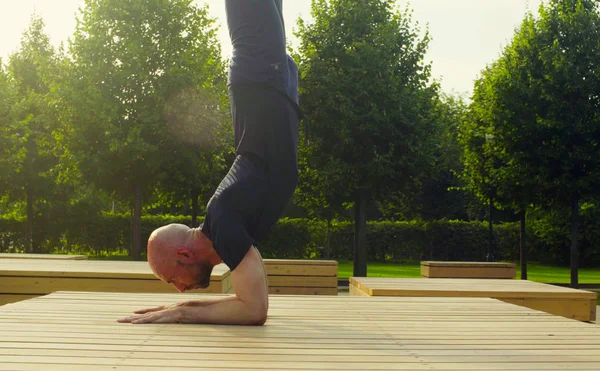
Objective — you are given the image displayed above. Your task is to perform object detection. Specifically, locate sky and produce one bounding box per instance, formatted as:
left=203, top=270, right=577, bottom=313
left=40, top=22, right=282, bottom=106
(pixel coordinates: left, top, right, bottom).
left=0, top=0, right=544, bottom=97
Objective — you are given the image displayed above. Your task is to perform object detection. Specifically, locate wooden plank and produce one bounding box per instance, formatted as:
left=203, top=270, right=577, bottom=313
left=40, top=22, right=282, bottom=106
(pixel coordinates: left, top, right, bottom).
left=349, top=278, right=597, bottom=299
left=0, top=276, right=223, bottom=294
left=268, top=287, right=338, bottom=295
left=500, top=298, right=596, bottom=322
left=1, top=291, right=600, bottom=370
left=0, top=253, right=87, bottom=260
left=267, top=275, right=337, bottom=288
left=422, top=266, right=516, bottom=279
left=0, top=259, right=229, bottom=280
left=0, top=260, right=230, bottom=296
left=421, top=261, right=516, bottom=279
left=422, top=261, right=516, bottom=268
left=349, top=283, right=370, bottom=296
left=1, top=365, right=599, bottom=371
left=349, top=277, right=598, bottom=321
left=263, top=259, right=337, bottom=266
left=265, top=264, right=337, bottom=276
left=0, top=294, right=37, bottom=306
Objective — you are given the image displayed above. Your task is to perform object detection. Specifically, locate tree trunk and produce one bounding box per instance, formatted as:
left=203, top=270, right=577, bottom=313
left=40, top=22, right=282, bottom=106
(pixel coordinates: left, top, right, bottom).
left=353, top=191, right=367, bottom=277
left=488, top=195, right=494, bottom=262
left=26, top=185, right=34, bottom=253
left=326, top=218, right=331, bottom=259
left=191, top=190, right=200, bottom=227
left=131, top=183, right=143, bottom=261
left=570, top=195, right=580, bottom=288
left=520, top=209, right=527, bottom=280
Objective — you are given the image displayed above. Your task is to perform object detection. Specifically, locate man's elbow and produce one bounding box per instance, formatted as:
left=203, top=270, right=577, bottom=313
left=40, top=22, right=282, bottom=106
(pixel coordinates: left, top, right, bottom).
left=248, top=305, right=268, bottom=325
left=251, top=312, right=267, bottom=326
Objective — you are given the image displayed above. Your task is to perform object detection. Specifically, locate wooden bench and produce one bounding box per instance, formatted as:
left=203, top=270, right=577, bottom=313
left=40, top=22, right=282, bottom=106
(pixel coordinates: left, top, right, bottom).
left=349, top=277, right=598, bottom=322
left=0, top=253, right=88, bottom=260
left=0, top=259, right=231, bottom=306
left=262, top=259, right=338, bottom=295
left=421, top=261, right=516, bottom=279
left=3, top=291, right=600, bottom=370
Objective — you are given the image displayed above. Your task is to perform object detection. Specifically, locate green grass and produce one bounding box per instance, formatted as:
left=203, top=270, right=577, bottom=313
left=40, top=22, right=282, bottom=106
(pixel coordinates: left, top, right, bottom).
left=337, top=261, right=600, bottom=284
left=338, top=261, right=421, bottom=278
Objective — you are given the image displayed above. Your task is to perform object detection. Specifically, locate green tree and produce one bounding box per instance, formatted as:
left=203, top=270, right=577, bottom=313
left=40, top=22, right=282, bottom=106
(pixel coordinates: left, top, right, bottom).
left=0, top=60, right=17, bottom=202
left=64, top=0, right=225, bottom=259
left=461, top=59, right=535, bottom=272
left=382, top=92, right=471, bottom=222
left=520, top=0, right=600, bottom=287
left=462, top=0, right=600, bottom=286
left=295, top=0, right=439, bottom=275
left=3, top=16, right=59, bottom=251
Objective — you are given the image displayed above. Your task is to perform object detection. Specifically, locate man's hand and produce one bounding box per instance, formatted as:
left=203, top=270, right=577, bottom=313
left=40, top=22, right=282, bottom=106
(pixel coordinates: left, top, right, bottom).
left=118, top=307, right=183, bottom=324
left=118, top=296, right=239, bottom=322
left=130, top=298, right=229, bottom=315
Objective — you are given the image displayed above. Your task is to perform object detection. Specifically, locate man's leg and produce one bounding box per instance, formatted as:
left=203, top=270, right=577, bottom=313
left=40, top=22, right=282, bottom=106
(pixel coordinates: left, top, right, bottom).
left=225, top=0, right=287, bottom=91
left=274, top=0, right=284, bottom=35
left=224, top=0, right=299, bottom=242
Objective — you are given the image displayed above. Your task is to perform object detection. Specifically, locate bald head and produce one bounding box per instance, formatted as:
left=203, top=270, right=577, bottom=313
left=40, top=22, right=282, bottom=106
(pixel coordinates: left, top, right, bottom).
left=148, top=224, right=191, bottom=252
left=147, top=224, right=192, bottom=276
left=146, top=223, right=219, bottom=293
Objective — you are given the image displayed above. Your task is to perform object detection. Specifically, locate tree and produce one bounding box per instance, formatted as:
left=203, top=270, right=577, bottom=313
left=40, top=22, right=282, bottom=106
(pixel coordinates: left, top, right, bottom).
left=0, top=60, right=17, bottom=201
left=524, top=0, right=600, bottom=287
left=64, top=0, right=226, bottom=259
left=295, top=0, right=439, bottom=276
left=381, top=92, right=471, bottom=222
left=461, top=0, right=600, bottom=286
left=3, top=15, right=59, bottom=251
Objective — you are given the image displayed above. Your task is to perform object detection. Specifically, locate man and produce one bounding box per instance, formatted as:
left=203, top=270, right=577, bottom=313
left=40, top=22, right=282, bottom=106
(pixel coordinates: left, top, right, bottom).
left=118, top=0, right=301, bottom=325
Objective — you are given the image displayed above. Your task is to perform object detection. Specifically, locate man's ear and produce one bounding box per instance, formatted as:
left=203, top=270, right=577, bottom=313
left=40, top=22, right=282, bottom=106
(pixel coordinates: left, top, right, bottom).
left=175, top=247, right=194, bottom=263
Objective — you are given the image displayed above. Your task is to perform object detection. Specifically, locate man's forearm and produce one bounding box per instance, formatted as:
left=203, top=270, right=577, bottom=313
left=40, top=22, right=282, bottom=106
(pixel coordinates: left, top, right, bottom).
left=178, top=296, right=266, bottom=325
left=178, top=295, right=237, bottom=307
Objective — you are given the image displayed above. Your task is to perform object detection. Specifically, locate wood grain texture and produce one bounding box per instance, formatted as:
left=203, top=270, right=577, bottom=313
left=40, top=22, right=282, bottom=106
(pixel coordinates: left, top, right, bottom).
left=0, top=291, right=600, bottom=370
left=421, top=261, right=516, bottom=268
left=263, top=259, right=338, bottom=295
left=349, top=277, right=598, bottom=322
left=263, top=259, right=338, bottom=266
left=0, top=260, right=231, bottom=306
left=0, top=253, right=88, bottom=260
left=421, top=261, right=516, bottom=279
left=0, top=259, right=230, bottom=280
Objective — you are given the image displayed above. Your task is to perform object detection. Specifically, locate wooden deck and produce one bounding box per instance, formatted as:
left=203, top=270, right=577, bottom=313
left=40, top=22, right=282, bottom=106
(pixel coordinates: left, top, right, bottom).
left=0, top=253, right=87, bottom=260
left=1, top=291, right=600, bottom=370
left=349, top=277, right=598, bottom=322
left=421, top=261, right=516, bottom=279
left=0, top=259, right=230, bottom=306
left=263, top=259, right=338, bottom=295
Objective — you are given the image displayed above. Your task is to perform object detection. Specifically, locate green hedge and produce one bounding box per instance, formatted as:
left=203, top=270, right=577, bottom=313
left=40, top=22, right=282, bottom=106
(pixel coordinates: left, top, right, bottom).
left=313, top=219, right=524, bottom=262
left=0, top=214, right=569, bottom=264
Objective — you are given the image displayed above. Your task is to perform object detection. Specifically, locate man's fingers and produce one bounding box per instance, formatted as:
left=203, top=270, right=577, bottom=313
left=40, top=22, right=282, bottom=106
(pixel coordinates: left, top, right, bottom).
left=118, top=314, right=152, bottom=324
left=118, top=308, right=179, bottom=324
left=117, top=316, right=136, bottom=323
left=131, top=316, right=153, bottom=324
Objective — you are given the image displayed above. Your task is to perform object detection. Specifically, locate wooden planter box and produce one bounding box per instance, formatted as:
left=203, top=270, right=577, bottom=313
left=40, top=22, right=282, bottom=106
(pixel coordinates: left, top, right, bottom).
left=421, top=261, right=516, bottom=279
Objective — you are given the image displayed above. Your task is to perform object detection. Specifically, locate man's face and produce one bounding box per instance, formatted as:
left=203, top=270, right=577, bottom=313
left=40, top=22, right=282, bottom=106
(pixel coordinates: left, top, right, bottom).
left=159, top=260, right=213, bottom=293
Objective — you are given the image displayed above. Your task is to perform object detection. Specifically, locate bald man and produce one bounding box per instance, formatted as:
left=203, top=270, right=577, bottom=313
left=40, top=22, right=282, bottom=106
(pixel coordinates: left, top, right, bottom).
left=118, top=0, right=301, bottom=325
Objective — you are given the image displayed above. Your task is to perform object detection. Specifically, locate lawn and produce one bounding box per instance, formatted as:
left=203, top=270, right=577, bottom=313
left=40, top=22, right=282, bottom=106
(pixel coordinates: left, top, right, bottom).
left=337, top=260, right=600, bottom=284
